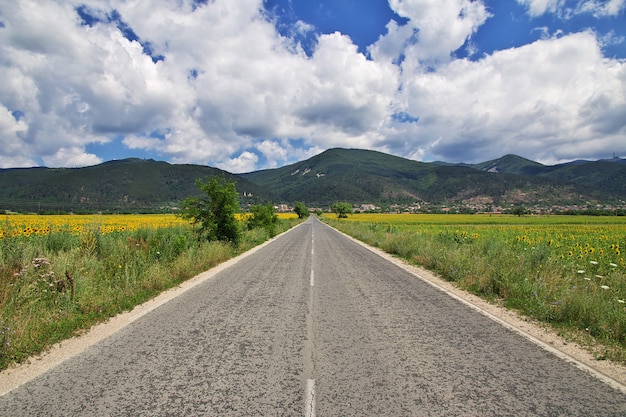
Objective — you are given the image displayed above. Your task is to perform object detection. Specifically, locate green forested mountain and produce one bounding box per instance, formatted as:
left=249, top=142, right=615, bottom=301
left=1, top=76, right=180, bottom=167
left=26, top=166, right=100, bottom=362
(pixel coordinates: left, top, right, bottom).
left=465, top=154, right=546, bottom=175
left=242, top=148, right=621, bottom=206
left=0, top=158, right=271, bottom=213
left=462, top=154, right=626, bottom=198
left=1, top=149, right=624, bottom=213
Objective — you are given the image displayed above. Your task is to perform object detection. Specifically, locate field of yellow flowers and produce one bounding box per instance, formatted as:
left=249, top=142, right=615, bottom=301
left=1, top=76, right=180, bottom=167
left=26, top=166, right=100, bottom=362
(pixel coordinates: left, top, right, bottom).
left=324, top=213, right=626, bottom=363
left=330, top=213, right=626, bottom=270
left=0, top=214, right=189, bottom=239
left=0, top=213, right=297, bottom=239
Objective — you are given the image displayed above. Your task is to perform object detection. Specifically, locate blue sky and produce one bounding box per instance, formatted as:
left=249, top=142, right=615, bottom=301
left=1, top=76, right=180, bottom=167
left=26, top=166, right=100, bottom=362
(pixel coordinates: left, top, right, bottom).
left=1, top=0, right=625, bottom=172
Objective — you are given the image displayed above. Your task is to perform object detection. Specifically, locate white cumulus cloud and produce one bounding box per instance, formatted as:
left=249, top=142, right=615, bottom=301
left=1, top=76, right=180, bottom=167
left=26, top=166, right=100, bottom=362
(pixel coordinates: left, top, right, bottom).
left=371, top=0, right=491, bottom=65
left=395, top=31, right=626, bottom=163
left=517, top=0, right=626, bottom=17
left=0, top=0, right=624, bottom=172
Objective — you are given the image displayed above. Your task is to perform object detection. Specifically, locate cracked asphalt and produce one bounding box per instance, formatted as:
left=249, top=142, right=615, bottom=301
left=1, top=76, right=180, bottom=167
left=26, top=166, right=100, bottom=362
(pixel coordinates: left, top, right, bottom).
left=1, top=216, right=625, bottom=416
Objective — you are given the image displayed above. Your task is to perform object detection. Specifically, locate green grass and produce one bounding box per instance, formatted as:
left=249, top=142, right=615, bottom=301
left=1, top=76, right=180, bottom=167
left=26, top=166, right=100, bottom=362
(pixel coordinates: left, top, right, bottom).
left=0, top=219, right=301, bottom=371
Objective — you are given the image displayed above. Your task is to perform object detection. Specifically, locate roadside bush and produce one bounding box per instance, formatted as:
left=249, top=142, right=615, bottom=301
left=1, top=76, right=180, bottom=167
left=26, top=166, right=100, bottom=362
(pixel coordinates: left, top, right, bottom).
left=247, top=203, right=278, bottom=236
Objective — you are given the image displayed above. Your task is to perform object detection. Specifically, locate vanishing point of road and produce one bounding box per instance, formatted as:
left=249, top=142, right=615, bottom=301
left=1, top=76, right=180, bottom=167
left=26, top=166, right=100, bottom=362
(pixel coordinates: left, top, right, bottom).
left=1, top=216, right=625, bottom=416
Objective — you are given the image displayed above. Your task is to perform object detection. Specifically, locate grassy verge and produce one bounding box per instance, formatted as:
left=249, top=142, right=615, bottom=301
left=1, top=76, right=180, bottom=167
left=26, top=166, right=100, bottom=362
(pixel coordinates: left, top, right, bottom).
left=323, top=215, right=626, bottom=365
left=0, top=218, right=301, bottom=371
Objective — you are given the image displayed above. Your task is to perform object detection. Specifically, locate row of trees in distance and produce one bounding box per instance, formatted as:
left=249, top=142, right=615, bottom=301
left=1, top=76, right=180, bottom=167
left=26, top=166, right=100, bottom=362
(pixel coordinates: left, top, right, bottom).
left=180, top=177, right=318, bottom=245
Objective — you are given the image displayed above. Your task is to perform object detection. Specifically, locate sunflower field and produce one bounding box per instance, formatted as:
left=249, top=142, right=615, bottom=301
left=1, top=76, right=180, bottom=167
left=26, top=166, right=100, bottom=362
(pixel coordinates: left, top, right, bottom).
left=0, top=214, right=188, bottom=239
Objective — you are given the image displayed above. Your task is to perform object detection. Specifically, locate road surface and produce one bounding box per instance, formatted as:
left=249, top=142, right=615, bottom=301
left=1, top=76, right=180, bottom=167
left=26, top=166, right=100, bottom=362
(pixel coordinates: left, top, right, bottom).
left=1, top=216, right=625, bottom=416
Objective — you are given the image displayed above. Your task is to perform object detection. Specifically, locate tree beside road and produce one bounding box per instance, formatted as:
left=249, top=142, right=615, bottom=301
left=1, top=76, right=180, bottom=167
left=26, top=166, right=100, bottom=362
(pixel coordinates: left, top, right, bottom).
left=179, top=176, right=241, bottom=245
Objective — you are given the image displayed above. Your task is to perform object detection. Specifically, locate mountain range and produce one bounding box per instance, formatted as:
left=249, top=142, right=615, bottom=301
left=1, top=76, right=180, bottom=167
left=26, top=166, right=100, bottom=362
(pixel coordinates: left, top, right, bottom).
left=1, top=148, right=624, bottom=213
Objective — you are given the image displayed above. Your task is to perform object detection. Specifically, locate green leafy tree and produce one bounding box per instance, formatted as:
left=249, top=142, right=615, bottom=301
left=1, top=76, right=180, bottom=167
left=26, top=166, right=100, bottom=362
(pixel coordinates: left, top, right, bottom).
left=294, top=201, right=310, bottom=219
left=247, top=203, right=278, bottom=236
left=331, top=202, right=353, bottom=219
left=179, top=176, right=241, bottom=245
left=511, top=205, right=529, bottom=217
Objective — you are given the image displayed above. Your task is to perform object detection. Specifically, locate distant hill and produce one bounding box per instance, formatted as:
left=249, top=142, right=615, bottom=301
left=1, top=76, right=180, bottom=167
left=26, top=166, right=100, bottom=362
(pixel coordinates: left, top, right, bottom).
left=460, top=154, right=626, bottom=199
left=466, top=154, right=546, bottom=175
left=0, top=158, right=271, bottom=213
left=242, top=148, right=436, bottom=204
left=242, top=148, right=622, bottom=206
left=1, top=149, right=624, bottom=213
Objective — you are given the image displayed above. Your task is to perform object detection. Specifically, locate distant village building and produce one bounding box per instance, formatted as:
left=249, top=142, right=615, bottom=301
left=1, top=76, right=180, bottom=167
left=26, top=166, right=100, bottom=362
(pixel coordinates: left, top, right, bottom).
left=358, top=204, right=379, bottom=212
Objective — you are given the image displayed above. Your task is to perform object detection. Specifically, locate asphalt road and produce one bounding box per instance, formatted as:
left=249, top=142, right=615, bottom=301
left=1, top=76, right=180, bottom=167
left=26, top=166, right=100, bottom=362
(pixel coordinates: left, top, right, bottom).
left=1, top=216, right=625, bottom=416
